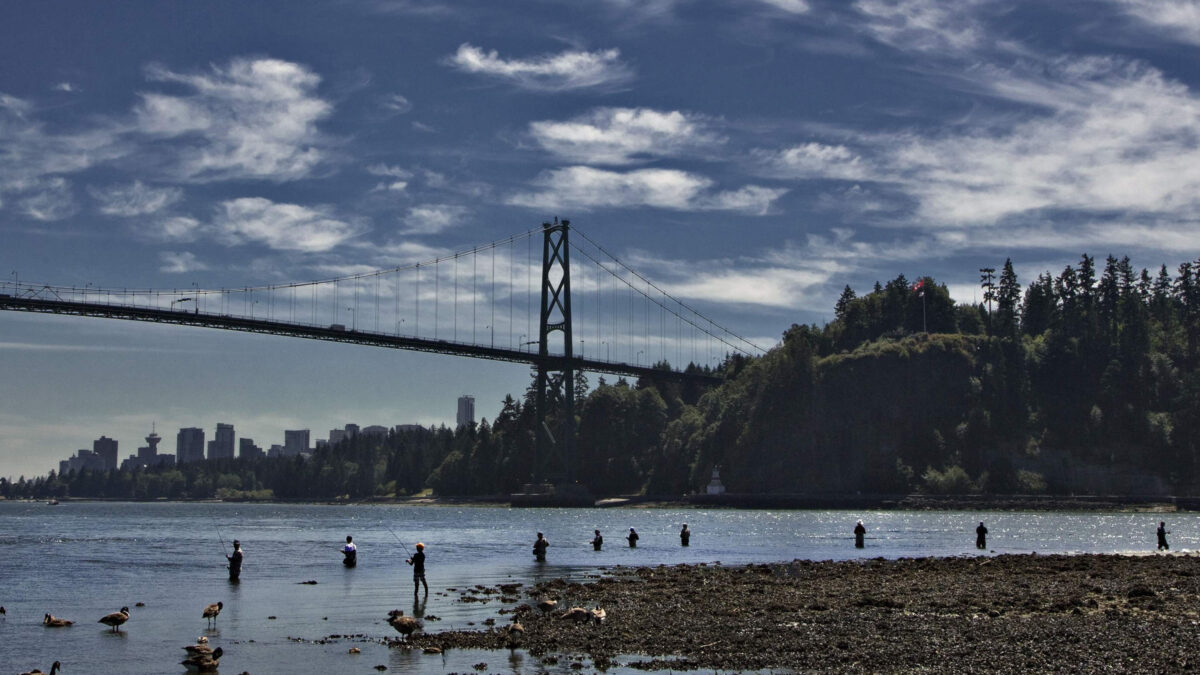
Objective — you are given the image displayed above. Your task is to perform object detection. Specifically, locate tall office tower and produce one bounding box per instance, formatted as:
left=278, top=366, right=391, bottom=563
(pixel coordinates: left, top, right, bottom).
left=239, top=438, right=264, bottom=460
left=209, top=423, right=235, bottom=460
left=93, top=436, right=119, bottom=471
left=328, top=428, right=347, bottom=446
left=457, top=395, right=475, bottom=428
left=177, top=427, right=206, bottom=463
left=283, top=429, right=310, bottom=456
left=345, top=423, right=360, bottom=437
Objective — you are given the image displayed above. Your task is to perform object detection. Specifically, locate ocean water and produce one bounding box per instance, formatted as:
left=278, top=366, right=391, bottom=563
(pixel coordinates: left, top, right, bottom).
left=0, top=501, right=1193, bottom=674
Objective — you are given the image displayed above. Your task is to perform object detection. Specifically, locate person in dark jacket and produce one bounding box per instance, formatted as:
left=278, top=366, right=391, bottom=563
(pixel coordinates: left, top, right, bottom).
left=680, top=523, right=690, bottom=547
left=533, top=532, right=549, bottom=561
left=976, top=522, right=988, bottom=550
left=1157, top=522, right=1170, bottom=551
left=226, top=540, right=243, bottom=581
left=627, top=528, right=639, bottom=548
left=407, top=542, right=428, bottom=595
left=592, top=529, right=603, bottom=551
left=853, top=521, right=866, bottom=548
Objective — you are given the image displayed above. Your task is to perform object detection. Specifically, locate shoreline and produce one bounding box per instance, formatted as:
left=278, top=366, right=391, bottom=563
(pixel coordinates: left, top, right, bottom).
left=408, top=552, right=1200, bottom=672
left=4, top=493, right=1190, bottom=511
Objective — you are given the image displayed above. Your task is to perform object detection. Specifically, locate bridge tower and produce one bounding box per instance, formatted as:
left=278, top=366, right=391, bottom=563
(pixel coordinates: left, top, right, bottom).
left=521, top=218, right=592, bottom=505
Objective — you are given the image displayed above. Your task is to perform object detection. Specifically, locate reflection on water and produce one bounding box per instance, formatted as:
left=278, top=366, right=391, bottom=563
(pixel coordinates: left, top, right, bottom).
left=0, top=501, right=1194, bottom=674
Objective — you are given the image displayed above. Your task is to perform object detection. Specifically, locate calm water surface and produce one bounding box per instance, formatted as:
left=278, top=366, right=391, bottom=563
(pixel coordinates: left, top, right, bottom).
left=1, top=502, right=1194, bottom=674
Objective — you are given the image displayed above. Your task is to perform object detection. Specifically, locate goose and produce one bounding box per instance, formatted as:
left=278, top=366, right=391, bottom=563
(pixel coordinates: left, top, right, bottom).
left=387, top=609, right=420, bottom=640
left=202, top=601, right=223, bottom=627
left=181, top=646, right=222, bottom=672
left=559, top=607, right=590, bottom=623
left=505, top=621, right=524, bottom=648
left=183, top=637, right=213, bottom=656
left=20, top=662, right=60, bottom=675
left=98, top=606, right=130, bottom=632
left=590, top=607, right=607, bottom=624
left=536, top=598, right=558, bottom=613
left=43, top=613, right=74, bottom=627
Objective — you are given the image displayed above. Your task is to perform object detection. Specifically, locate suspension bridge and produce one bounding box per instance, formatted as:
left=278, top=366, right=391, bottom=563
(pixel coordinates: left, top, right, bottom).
left=0, top=220, right=766, bottom=501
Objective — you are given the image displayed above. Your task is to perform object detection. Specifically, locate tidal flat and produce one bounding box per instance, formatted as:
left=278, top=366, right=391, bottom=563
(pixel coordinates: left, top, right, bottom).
left=413, top=553, right=1200, bottom=672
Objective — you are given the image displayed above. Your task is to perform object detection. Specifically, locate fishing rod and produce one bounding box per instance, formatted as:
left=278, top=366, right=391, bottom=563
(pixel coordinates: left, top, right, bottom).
left=380, top=520, right=413, bottom=557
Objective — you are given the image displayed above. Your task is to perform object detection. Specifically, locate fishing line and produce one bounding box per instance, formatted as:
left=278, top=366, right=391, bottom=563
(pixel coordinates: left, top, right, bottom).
left=380, top=520, right=413, bottom=557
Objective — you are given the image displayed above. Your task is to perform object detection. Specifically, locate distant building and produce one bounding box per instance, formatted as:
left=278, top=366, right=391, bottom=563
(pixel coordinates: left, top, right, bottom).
left=457, top=395, right=476, bottom=428
left=93, top=436, right=119, bottom=471
left=361, top=425, right=389, bottom=437
left=62, top=448, right=106, bottom=474
left=239, top=438, right=263, bottom=460
left=315, top=438, right=329, bottom=450
left=138, top=427, right=162, bottom=461
left=328, top=428, right=348, bottom=446
left=394, top=424, right=424, bottom=433
left=209, top=423, right=235, bottom=460
left=283, top=429, right=310, bottom=456
left=268, top=444, right=284, bottom=458
left=706, top=466, right=726, bottom=495
left=177, top=427, right=206, bottom=464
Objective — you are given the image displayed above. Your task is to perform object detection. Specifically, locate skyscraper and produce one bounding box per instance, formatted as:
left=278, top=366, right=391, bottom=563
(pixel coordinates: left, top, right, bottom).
left=284, top=429, right=310, bottom=456
left=457, top=395, right=475, bottom=428
left=239, top=438, right=264, bottom=460
left=93, top=436, right=118, bottom=471
left=210, top=423, right=235, bottom=460
left=177, top=427, right=205, bottom=463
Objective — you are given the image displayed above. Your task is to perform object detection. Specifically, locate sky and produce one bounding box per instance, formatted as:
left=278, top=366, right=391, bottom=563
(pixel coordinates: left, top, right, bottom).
left=3, top=0, right=1200, bottom=479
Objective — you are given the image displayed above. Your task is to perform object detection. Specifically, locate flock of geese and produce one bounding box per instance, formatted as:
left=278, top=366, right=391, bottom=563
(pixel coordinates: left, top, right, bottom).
left=14, top=602, right=239, bottom=674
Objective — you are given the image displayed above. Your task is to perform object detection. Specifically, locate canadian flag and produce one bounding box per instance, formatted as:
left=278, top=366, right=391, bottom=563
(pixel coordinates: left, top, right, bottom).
left=912, top=279, right=924, bottom=296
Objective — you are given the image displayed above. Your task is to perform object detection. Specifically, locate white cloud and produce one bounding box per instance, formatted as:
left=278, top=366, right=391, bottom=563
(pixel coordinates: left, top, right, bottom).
left=662, top=267, right=831, bottom=307
left=380, top=93, right=413, bottom=114
left=159, top=251, right=209, bottom=273
left=756, top=0, right=810, bottom=13
left=773, top=58, right=1200, bottom=236
left=134, top=57, right=332, bottom=181
left=401, top=204, right=469, bottom=234
left=53, top=82, right=76, bottom=92
left=508, top=166, right=786, bottom=214
left=149, top=216, right=203, bottom=242
left=529, top=108, right=721, bottom=165
left=18, top=178, right=77, bottom=221
left=758, top=142, right=870, bottom=180
left=214, top=198, right=363, bottom=252
left=853, top=0, right=992, bottom=54
left=89, top=180, right=182, bottom=216
left=1111, top=0, right=1200, bottom=45
left=447, top=43, right=633, bottom=91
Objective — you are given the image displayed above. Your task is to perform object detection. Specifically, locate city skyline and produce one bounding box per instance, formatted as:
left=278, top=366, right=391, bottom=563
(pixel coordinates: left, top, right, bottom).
left=39, top=413, right=461, bottom=480
left=4, top=1, right=1200, bottom=478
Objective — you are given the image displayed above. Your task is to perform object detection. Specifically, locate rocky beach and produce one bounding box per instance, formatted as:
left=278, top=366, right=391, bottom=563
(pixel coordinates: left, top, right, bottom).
left=410, top=554, right=1200, bottom=672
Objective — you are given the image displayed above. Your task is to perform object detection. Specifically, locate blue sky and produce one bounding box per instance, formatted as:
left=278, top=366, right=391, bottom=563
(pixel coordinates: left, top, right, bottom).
left=3, top=0, right=1199, bottom=479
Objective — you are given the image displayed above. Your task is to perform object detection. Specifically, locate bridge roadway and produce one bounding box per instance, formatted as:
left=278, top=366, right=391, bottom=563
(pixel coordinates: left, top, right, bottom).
left=0, top=294, right=720, bottom=384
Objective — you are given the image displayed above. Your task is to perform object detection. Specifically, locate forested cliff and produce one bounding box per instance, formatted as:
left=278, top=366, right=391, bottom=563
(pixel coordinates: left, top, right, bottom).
left=7, top=253, right=1198, bottom=500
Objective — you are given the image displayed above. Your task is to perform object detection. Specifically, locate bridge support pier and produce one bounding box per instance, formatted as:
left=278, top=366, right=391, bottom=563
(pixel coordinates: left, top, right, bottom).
left=513, top=218, right=593, bottom=507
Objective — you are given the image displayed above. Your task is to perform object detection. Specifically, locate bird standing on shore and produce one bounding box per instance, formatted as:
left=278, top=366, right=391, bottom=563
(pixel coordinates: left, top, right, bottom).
left=184, top=636, right=213, bottom=656
left=98, top=606, right=130, bottom=632
left=202, top=601, right=223, bottom=627
left=505, top=622, right=524, bottom=648
left=537, top=598, right=558, bottom=613
left=19, top=662, right=59, bottom=675
left=387, top=609, right=420, bottom=640
left=181, top=646, right=222, bottom=671
left=43, top=613, right=74, bottom=627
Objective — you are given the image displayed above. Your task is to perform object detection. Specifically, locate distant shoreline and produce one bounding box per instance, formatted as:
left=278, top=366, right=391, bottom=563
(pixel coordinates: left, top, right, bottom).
left=3, top=493, right=1192, bottom=511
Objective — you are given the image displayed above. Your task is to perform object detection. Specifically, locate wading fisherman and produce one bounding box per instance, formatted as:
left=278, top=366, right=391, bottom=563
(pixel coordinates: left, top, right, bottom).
left=226, top=540, right=243, bottom=581
left=1157, top=522, right=1170, bottom=551
left=341, top=535, right=357, bottom=567
left=533, top=532, right=549, bottom=562
left=976, top=522, right=988, bottom=550
left=406, top=542, right=428, bottom=595
left=680, top=523, right=690, bottom=547
left=627, top=527, right=639, bottom=548
left=592, top=529, right=603, bottom=551
left=854, top=520, right=866, bottom=548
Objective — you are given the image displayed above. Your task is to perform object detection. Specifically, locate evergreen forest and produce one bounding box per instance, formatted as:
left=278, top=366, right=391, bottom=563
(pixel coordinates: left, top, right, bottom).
left=5, top=253, right=1199, bottom=501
